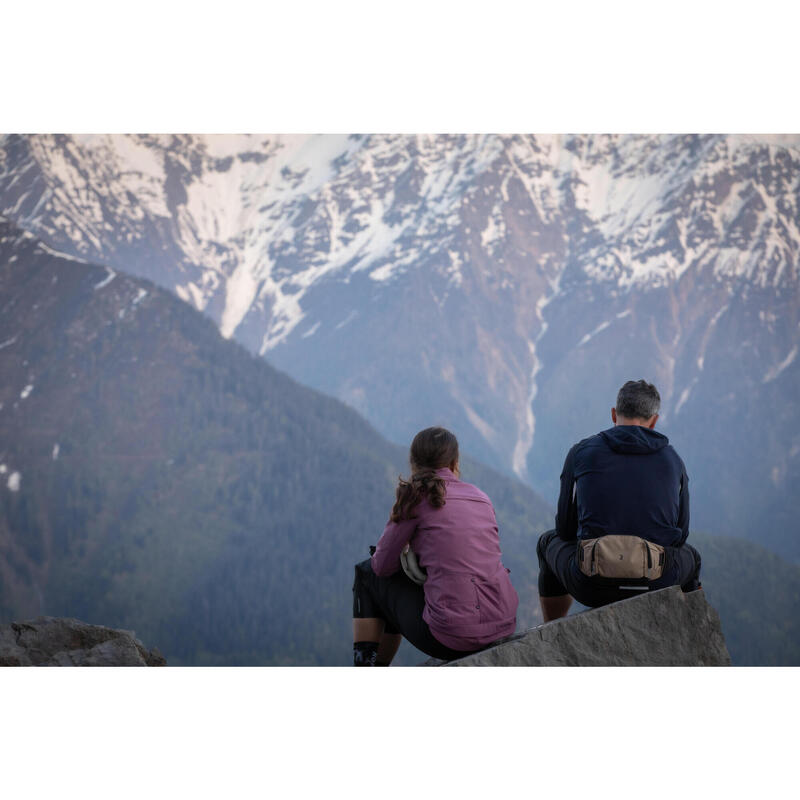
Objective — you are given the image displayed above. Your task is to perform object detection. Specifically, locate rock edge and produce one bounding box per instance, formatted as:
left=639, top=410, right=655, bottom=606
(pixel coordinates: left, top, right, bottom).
left=0, top=616, right=167, bottom=666
left=424, top=586, right=731, bottom=666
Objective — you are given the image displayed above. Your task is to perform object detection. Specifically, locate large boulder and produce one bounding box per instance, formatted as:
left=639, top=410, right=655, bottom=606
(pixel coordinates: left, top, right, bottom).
left=0, top=617, right=166, bottom=666
left=429, top=587, right=730, bottom=666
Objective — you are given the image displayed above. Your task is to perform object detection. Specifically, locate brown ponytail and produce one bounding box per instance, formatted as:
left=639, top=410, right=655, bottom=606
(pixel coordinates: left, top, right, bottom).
left=390, top=427, right=459, bottom=522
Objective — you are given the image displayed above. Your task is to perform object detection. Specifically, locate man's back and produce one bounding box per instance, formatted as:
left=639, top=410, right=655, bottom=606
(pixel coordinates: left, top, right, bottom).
left=557, top=425, right=689, bottom=548
left=539, top=379, right=700, bottom=622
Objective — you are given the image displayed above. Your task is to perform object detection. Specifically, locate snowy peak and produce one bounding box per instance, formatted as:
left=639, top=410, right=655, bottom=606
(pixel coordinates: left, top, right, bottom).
left=3, top=134, right=798, bottom=349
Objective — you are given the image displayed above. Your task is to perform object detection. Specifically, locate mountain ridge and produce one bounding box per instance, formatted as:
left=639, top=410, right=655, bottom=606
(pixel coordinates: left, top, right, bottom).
left=2, top=134, right=797, bottom=558
left=1, top=219, right=798, bottom=665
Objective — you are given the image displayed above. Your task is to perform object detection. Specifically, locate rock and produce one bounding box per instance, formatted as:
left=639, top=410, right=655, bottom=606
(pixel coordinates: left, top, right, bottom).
left=425, top=587, right=731, bottom=666
left=0, top=617, right=167, bottom=666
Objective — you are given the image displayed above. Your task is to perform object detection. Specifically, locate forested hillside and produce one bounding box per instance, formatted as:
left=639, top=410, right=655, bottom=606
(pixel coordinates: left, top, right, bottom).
left=690, top=533, right=800, bottom=666
left=0, top=218, right=549, bottom=665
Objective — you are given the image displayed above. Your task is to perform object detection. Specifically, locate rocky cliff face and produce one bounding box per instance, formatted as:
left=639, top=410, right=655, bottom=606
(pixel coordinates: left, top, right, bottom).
left=426, top=587, right=731, bottom=666
left=0, top=616, right=166, bottom=666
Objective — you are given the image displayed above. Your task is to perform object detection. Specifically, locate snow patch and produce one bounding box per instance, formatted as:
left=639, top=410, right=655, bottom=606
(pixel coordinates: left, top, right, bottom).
left=511, top=283, right=560, bottom=480
left=175, top=284, right=190, bottom=303
left=36, top=241, right=83, bottom=263
left=446, top=249, right=464, bottom=288
left=512, top=339, right=540, bottom=480
left=52, top=443, right=60, bottom=461
left=7, top=471, right=20, bottom=492
left=220, top=265, right=257, bottom=337
left=480, top=206, right=506, bottom=249
left=0, top=464, right=6, bottom=473
left=462, top=403, right=499, bottom=446
left=335, top=310, right=358, bottom=330
left=0, top=335, right=18, bottom=350
left=577, top=320, right=612, bottom=347
left=20, top=384, right=33, bottom=400
left=93, top=267, right=116, bottom=290
left=258, top=274, right=305, bottom=353
left=369, top=264, right=396, bottom=282
left=186, top=282, right=206, bottom=311
left=763, top=346, right=798, bottom=383
left=301, top=321, right=321, bottom=339
left=675, top=378, right=699, bottom=415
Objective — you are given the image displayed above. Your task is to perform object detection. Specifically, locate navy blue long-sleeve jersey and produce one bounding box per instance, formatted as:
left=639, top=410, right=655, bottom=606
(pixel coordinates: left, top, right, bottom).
left=555, top=425, right=690, bottom=548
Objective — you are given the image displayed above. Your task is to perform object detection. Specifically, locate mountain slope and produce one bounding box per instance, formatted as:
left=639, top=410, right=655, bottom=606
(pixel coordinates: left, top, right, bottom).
left=1, top=221, right=798, bottom=665
left=0, top=217, right=550, bottom=664
left=691, top=532, right=800, bottom=666
left=1, top=134, right=797, bottom=559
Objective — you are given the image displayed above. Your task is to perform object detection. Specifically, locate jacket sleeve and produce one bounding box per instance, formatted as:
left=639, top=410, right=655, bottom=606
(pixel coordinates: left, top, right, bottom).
left=371, top=516, right=418, bottom=576
left=676, top=466, right=690, bottom=547
left=555, top=445, right=579, bottom=542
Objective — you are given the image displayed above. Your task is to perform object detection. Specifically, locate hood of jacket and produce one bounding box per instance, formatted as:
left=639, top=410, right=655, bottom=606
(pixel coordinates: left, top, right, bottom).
left=599, top=425, right=669, bottom=455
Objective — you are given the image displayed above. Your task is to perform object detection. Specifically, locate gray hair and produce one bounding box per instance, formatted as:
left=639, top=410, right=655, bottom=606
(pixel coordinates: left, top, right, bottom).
left=616, top=379, right=661, bottom=420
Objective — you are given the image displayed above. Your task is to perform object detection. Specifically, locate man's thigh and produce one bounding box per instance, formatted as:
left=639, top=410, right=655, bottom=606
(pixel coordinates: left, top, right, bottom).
left=658, top=543, right=702, bottom=592
left=538, top=530, right=578, bottom=593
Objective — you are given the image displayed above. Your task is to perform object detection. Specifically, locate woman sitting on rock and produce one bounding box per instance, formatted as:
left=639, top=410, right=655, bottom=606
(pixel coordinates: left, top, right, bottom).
left=352, top=426, right=519, bottom=665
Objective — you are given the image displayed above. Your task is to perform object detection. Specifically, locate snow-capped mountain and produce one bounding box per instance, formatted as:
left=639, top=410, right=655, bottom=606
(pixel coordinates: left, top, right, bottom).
left=1, top=133, right=798, bottom=557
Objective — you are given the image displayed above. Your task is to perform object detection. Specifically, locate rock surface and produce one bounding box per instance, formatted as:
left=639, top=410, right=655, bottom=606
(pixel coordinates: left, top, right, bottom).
left=0, top=617, right=167, bottom=666
left=427, top=587, right=731, bottom=666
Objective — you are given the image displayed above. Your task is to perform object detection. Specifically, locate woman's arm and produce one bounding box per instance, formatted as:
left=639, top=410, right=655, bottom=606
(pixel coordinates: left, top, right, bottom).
left=371, top=517, right=418, bottom=576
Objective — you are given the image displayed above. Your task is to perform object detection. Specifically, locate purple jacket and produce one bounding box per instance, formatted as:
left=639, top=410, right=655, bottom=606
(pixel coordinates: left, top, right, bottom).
left=371, top=468, right=519, bottom=651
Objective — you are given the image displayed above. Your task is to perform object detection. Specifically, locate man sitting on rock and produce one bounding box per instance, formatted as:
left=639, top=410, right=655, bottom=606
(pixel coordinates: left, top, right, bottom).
left=537, top=379, right=702, bottom=622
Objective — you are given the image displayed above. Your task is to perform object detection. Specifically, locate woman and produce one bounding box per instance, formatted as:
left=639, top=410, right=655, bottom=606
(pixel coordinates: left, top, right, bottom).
left=352, top=426, right=519, bottom=665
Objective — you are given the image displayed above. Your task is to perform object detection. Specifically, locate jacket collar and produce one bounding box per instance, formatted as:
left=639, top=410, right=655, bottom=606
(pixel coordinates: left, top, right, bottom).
left=434, top=467, right=458, bottom=481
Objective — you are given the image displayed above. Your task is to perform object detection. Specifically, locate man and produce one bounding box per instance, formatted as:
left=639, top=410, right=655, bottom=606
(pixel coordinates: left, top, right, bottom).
left=537, top=379, right=702, bottom=622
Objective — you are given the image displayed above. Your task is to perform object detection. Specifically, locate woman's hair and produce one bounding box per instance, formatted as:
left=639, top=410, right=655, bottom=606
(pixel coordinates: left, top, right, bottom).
left=390, top=427, right=459, bottom=522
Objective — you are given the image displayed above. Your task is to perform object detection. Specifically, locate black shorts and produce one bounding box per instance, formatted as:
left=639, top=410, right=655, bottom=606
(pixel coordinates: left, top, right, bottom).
left=352, top=559, right=479, bottom=661
left=536, top=529, right=702, bottom=606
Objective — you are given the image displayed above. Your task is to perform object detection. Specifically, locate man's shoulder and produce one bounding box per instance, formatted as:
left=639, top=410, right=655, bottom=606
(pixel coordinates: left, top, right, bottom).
left=663, top=442, right=688, bottom=471
left=570, top=432, right=606, bottom=455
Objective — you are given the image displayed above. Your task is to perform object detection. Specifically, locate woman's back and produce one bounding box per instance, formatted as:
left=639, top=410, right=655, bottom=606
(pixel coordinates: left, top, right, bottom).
left=352, top=425, right=518, bottom=665
left=409, top=469, right=505, bottom=578
left=372, top=466, right=518, bottom=651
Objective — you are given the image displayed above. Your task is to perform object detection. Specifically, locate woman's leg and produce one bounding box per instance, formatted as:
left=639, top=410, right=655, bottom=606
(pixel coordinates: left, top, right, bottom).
left=376, top=633, right=403, bottom=666
left=351, top=619, right=401, bottom=665
left=354, top=560, right=406, bottom=665
left=352, top=558, right=471, bottom=664
left=353, top=617, right=385, bottom=642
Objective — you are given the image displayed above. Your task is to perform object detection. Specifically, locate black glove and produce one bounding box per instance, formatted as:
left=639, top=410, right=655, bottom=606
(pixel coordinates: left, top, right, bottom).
left=369, top=545, right=376, bottom=556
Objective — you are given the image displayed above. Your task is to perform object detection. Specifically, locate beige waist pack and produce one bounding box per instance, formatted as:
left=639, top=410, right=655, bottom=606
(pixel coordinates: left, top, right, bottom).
left=578, top=535, right=665, bottom=580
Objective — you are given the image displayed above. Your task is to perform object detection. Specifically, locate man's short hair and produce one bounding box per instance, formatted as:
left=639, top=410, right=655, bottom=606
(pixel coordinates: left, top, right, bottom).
left=616, top=379, right=661, bottom=420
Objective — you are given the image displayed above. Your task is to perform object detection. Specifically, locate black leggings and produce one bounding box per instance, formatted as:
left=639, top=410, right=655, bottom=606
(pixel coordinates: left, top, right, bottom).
left=536, top=530, right=702, bottom=606
left=352, top=559, right=479, bottom=661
